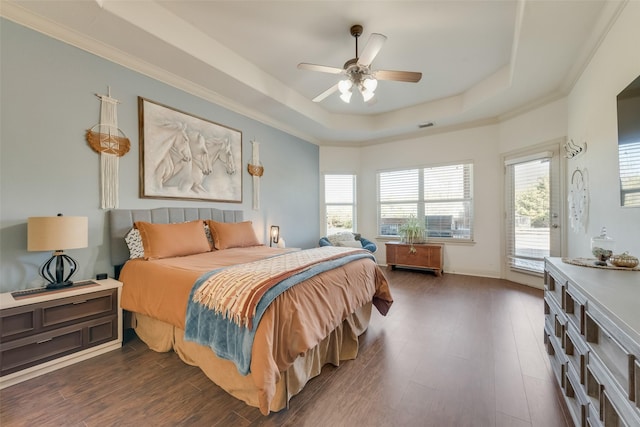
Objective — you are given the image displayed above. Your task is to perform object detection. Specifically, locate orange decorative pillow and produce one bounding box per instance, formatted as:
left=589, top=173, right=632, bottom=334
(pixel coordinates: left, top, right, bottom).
left=134, top=220, right=211, bottom=260
left=207, top=220, right=261, bottom=250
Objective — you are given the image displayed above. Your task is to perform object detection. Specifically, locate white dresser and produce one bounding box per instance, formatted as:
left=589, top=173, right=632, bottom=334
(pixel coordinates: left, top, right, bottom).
left=544, top=257, right=640, bottom=427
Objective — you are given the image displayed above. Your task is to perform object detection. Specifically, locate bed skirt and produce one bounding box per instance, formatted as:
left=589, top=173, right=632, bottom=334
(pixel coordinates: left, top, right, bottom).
left=130, top=301, right=373, bottom=413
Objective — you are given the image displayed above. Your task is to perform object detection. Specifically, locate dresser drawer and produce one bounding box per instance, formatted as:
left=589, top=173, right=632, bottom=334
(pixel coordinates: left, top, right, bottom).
left=0, top=314, right=117, bottom=376
left=545, top=324, right=567, bottom=387
left=587, top=403, right=604, bottom=427
left=565, top=366, right=588, bottom=427
left=544, top=266, right=566, bottom=308
left=545, top=293, right=567, bottom=345
left=635, top=360, right=640, bottom=410
left=565, top=323, right=589, bottom=383
left=555, top=312, right=568, bottom=347
left=0, top=289, right=117, bottom=343
left=585, top=311, right=636, bottom=402
left=586, top=364, right=604, bottom=421
left=564, top=284, right=586, bottom=334
left=602, top=390, right=626, bottom=427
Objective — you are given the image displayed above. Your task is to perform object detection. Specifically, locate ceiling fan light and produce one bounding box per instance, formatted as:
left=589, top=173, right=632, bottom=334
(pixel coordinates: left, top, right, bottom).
left=363, top=78, right=378, bottom=92
left=361, top=88, right=375, bottom=102
left=340, top=91, right=352, bottom=103
left=338, top=79, right=353, bottom=94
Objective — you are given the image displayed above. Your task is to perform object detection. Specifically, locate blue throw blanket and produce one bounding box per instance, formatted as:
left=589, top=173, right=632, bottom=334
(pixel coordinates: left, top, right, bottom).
left=183, top=251, right=375, bottom=375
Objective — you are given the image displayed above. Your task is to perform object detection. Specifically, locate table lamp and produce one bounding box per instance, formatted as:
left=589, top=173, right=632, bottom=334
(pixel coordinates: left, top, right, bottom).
left=28, top=214, right=88, bottom=289
left=270, top=225, right=279, bottom=247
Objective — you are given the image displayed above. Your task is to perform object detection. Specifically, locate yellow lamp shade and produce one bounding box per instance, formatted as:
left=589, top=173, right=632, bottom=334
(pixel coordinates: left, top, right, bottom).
left=28, top=216, right=88, bottom=251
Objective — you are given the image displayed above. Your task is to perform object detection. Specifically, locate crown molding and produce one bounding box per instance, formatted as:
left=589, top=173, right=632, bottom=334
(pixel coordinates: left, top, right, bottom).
left=560, top=0, right=629, bottom=94
left=0, top=3, right=321, bottom=146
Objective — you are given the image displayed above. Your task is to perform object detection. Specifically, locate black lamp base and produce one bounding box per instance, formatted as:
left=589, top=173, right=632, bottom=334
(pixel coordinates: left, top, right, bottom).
left=45, top=280, right=74, bottom=290
left=40, top=252, right=78, bottom=289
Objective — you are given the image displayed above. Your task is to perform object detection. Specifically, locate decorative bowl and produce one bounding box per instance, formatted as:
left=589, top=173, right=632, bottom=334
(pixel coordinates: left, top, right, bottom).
left=609, top=252, right=639, bottom=268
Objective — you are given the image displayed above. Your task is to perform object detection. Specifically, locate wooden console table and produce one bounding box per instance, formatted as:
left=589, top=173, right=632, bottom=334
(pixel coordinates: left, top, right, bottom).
left=385, top=242, right=443, bottom=276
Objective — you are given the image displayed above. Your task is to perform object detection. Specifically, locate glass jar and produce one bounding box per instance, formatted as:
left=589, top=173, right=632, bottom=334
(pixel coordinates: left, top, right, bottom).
left=591, top=227, right=615, bottom=266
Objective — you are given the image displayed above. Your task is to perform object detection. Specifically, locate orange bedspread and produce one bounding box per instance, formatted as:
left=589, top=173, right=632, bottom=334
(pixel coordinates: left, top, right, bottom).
left=119, top=247, right=393, bottom=414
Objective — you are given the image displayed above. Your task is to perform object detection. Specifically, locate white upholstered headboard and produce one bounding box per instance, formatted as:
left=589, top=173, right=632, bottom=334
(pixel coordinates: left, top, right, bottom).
left=108, top=207, right=244, bottom=269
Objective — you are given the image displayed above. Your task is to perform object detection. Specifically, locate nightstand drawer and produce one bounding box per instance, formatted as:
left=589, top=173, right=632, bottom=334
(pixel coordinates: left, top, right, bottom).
left=0, top=289, right=117, bottom=342
left=0, top=309, right=35, bottom=340
left=0, top=314, right=117, bottom=376
left=42, top=289, right=116, bottom=328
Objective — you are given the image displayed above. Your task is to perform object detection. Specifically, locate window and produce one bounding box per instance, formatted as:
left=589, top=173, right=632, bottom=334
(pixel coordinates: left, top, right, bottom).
left=323, top=174, right=356, bottom=235
left=377, top=163, right=473, bottom=240
left=619, top=140, right=640, bottom=206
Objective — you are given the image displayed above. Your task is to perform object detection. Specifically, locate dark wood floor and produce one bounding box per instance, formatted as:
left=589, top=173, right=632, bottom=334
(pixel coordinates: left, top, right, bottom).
left=1, top=269, right=570, bottom=427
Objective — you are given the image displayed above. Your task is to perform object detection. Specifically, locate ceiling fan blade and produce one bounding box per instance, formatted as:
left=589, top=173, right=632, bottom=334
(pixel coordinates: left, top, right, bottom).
left=298, top=63, right=344, bottom=74
left=375, top=70, right=422, bottom=83
left=357, top=33, right=387, bottom=67
left=312, top=83, right=339, bottom=102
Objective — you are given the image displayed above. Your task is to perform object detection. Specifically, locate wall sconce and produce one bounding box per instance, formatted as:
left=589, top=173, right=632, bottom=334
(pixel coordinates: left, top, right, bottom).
left=28, top=214, right=88, bottom=289
left=270, top=225, right=280, bottom=247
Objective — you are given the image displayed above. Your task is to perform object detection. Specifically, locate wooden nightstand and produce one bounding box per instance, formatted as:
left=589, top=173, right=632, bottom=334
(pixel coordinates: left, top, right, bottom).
left=0, top=278, right=123, bottom=389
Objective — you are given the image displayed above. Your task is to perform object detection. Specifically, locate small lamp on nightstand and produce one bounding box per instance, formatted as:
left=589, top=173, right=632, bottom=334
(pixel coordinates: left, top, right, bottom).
left=270, top=225, right=280, bottom=247
left=28, top=214, right=88, bottom=289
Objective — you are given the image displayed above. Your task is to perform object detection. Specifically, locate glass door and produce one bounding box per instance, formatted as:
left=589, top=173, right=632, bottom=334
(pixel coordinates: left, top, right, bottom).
left=505, top=146, right=562, bottom=279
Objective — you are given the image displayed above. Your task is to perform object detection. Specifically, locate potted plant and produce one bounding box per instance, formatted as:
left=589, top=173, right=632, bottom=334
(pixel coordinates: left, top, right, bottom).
left=398, top=215, right=425, bottom=253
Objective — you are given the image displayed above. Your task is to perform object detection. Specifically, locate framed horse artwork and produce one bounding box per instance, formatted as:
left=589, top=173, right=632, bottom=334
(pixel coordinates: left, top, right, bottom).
left=138, top=97, right=242, bottom=203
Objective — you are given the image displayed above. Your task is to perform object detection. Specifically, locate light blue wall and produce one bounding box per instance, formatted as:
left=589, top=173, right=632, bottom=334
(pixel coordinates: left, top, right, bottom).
left=0, top=19, right=319, bottom=292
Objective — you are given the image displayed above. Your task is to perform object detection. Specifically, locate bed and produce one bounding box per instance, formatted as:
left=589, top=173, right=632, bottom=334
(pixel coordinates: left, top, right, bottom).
left=109, top=207, right=393, bottom=415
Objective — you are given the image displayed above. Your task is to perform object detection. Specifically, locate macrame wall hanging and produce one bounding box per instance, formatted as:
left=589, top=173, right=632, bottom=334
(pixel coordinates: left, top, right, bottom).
left=247, top=139, right=264, bottom=210
left=86, top=87, right=130, bottom=209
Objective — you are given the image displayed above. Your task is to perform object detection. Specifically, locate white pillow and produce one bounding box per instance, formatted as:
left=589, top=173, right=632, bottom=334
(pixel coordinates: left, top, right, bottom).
left=336, top=240, right=363, bottom=248
left=327, top=232, right=356, bottom=246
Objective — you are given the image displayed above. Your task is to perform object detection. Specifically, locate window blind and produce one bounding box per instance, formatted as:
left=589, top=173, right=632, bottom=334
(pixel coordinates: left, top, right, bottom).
left=424, top=164, right=473, bottom=238
left=324, top=174, right=356, bottom=234
left=619, top=140, right=640, bottom=206
left=377, top=163, right=473, bottom=239
left=505, top=155, right=551, bottom=274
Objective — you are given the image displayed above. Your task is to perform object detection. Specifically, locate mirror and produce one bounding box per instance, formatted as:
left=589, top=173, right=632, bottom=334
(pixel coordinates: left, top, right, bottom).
left=616, top=75, right=640, bottom=207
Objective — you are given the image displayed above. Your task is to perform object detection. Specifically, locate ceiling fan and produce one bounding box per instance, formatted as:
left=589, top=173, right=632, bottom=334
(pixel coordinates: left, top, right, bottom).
left=298, top=25, right=422, bottom=104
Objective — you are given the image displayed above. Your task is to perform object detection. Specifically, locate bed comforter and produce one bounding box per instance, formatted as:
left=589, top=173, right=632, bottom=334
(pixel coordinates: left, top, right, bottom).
left=119, top=246, right=392, bottom=414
